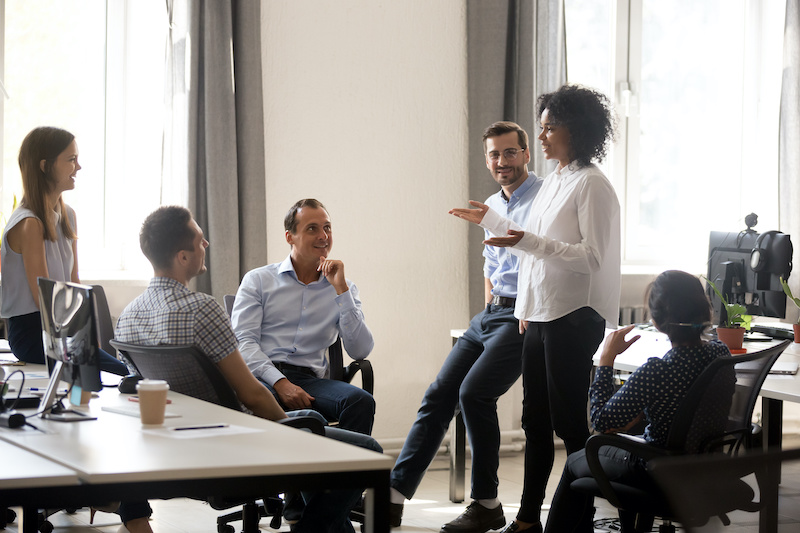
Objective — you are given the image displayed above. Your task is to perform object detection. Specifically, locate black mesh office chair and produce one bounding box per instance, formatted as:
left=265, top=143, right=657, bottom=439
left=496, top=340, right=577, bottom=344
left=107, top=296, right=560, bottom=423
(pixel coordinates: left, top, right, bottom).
left=649, top=445, right=800, bottom=532
left=572, top=340, right=791, bottom=533
left=110, top=340, right=325, bottom=533
left=223, top=294, right=374, bottom=395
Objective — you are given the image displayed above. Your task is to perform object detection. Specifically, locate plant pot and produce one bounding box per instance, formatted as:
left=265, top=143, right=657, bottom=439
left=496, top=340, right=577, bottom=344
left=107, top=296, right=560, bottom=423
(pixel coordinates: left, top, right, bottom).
left=794, top=323, right=800, bottom=343
left=716, top=327, right=745, bottom=351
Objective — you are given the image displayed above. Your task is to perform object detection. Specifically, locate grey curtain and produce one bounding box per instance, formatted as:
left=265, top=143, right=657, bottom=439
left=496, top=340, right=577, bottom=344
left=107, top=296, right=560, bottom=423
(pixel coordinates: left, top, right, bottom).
left=186, top=0, right=267, bottom=299
left=780, top=0, right=800, bottom=323
left=466, top=0, right=565, bottom=314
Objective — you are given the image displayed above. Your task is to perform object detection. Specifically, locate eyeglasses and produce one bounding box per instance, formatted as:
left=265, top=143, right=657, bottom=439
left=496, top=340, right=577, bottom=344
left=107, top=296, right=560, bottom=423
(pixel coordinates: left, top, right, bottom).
left=486, top=148, right=525, bottom=162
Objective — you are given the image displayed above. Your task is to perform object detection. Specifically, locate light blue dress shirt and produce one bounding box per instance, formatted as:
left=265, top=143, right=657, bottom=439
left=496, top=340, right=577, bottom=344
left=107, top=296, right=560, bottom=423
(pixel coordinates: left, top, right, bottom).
left=231, top=255, right=374, bottom=387
left=482, top=172, right=543, bottom=299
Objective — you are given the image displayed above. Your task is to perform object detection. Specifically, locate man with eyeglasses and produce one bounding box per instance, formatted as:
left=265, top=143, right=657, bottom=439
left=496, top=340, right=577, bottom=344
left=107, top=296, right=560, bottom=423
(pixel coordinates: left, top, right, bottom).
left=389, top=122, right=543, bottom=533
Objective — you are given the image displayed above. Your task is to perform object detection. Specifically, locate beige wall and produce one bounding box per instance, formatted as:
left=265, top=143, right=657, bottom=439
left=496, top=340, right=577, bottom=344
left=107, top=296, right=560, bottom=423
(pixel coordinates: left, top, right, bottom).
left=260, top=0, right=473, bottom=442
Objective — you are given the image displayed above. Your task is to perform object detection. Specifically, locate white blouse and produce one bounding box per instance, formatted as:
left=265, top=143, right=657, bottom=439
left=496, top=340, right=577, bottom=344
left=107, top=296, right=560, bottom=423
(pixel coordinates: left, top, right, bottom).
left=479, top=162, right=621, bottom=327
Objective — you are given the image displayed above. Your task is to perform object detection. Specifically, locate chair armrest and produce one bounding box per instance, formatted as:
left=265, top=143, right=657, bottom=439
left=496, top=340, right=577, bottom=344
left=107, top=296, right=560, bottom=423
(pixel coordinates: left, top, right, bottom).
left=583, top=433, right=672, bottom=508
left=278, top=415, right=326, bottom=436
left=343, top=359, right=374, bottom=395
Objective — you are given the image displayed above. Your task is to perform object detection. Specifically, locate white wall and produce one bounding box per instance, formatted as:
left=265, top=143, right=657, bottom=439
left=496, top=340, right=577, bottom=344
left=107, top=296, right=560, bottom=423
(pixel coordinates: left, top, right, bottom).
left=260, top=0, right=474, bottom=442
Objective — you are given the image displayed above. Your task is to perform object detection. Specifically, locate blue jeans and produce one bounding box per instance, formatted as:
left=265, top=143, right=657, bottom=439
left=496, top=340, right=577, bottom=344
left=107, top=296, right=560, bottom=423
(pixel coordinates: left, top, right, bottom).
left=391, top=304, right=523, bottom=500
left=264, top=370, right=375, bottom=435
left=8, top=311, right=129, bottom=376
left=286, top=410, right=383, bottom=533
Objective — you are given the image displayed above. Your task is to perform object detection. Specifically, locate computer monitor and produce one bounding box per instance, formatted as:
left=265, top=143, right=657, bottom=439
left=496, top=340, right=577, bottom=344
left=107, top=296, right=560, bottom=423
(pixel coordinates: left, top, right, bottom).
left=37, top=278, right=101, bottom=421
left=706, top=229, right=793, bottom=325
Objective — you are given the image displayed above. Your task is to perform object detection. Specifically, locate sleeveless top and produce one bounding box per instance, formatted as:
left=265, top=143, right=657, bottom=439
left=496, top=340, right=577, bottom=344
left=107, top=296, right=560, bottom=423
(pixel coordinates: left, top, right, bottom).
left=1, top=206, right=76, bottom=318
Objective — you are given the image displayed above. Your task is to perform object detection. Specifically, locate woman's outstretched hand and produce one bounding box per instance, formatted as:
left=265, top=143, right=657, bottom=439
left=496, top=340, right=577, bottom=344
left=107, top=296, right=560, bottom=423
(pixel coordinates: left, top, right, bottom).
left=598, top=324, right=640, bottom=367
left=449, top=200, right=489, bottom=225
left=484, top=229, right=524, bottom=248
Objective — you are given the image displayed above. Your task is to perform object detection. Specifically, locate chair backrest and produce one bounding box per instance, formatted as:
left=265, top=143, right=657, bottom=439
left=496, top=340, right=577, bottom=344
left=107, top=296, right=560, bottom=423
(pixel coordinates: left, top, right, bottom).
left=726, top=340, right=791, bottom=441
left=91, top=284, right=115, bottom=356
left=666, top=354, right=737, bottom=454
left=223, top=294, right=235, bottom=317
left=110, top=340, right=242, bottom=411
left=667, top=340, right=791, bottom=454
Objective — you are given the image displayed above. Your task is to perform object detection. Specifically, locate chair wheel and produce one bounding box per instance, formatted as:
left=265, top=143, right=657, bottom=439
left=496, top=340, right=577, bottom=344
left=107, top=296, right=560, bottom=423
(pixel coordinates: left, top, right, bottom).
left=217, top=524, right=234, bottom=533
left=38, top=520, right=54, bottom=533
left=65, top=508, right=77, bottom=514
left=4, top=509, right=15, bottom=524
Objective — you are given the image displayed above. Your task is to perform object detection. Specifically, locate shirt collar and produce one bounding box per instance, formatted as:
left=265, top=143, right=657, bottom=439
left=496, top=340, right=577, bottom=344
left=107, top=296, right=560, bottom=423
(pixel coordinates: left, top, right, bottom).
left=278, top=255, right=328, bottom=286
left=149, top=276, right=191, bottom=293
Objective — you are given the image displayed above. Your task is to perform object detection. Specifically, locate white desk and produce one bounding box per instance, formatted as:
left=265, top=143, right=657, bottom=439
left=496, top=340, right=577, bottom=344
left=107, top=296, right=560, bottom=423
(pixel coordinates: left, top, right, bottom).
left=0, top=387, right=394, bottom=533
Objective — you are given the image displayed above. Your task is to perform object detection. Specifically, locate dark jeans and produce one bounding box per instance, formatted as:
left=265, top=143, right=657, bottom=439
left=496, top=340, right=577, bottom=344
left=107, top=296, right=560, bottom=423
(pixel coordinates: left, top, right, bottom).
left=289, top=410, right=383, bottom=533
left=7, top=311, right=129, bottom=376
left=263, top=367, right=375, bottom=435
left=391, top=304, right=523, bottom=500
left=516, top=307, right=605, bottom=524
left=544, top=446, right=655, bottom=533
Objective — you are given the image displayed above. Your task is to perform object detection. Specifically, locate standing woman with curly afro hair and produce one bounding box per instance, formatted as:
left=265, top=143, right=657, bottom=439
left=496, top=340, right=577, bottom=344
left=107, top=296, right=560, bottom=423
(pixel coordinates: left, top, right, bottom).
left=450, top=84, right=621, bottom=532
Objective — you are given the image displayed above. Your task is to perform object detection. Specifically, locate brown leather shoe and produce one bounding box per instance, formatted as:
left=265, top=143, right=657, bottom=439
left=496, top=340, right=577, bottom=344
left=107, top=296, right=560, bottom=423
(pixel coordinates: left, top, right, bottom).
left=440, top=501, right=505, bottom=533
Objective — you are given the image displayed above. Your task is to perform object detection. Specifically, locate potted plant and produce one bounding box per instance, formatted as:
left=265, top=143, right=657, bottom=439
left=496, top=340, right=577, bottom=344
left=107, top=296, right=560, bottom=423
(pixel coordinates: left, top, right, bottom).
left=779, top=276, right=800, bottom=342
left=704, top=277, right=751, bottom=351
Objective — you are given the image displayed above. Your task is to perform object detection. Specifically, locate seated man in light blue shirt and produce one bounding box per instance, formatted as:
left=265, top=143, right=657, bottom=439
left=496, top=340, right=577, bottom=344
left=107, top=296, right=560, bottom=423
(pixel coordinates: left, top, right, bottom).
left=232, top=198, right=375, bottom=435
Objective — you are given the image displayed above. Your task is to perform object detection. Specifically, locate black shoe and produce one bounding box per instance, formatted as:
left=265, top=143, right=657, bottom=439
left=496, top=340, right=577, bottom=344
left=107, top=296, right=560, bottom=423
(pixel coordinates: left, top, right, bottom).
left=389, top=502, right=404, bottom=528
left=440, top=502, right=505, bottom=533
left=283, top=491, right=304, bottom=524
left=498, top=521, right=542, bottom=533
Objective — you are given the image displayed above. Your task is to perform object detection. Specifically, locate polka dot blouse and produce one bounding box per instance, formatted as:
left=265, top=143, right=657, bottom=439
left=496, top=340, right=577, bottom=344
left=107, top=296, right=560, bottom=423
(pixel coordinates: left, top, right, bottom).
left=590, top=340, right=732, bottom=446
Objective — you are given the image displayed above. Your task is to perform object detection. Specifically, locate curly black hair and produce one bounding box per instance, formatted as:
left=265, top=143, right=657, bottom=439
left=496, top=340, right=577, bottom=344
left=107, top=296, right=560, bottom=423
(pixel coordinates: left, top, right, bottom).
left=536, top=84, right=617, bottom=167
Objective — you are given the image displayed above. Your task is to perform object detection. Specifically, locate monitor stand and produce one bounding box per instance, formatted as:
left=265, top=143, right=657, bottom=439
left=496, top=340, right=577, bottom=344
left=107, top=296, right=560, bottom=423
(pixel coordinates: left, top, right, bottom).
left=39, top=361, right=97, bottom=422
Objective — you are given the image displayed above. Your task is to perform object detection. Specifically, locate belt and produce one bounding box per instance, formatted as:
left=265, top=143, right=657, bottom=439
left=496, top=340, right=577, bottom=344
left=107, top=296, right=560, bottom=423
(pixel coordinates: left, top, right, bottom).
left=490, top=295, right=516, bottom=307
left=273, top=362, right=316, bottom=377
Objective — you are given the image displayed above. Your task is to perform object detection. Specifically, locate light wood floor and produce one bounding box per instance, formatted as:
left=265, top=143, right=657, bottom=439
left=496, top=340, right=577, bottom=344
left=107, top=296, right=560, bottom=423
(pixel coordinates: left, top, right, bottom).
left=7, top=437, right=800, bottom=533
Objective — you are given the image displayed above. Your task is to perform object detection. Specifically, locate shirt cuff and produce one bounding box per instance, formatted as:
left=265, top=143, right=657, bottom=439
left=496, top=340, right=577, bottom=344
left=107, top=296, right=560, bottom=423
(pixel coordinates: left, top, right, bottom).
left=262, top=366, right=286, bottom=388
left=334, top=288, right=356, bottom=312
left=478, top=206, right=503, bottom=234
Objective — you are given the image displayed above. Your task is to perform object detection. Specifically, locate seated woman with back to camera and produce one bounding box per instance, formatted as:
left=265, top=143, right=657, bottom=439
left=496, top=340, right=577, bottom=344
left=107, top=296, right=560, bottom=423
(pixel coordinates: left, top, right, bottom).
left=543, top=270, right=732, bottom=533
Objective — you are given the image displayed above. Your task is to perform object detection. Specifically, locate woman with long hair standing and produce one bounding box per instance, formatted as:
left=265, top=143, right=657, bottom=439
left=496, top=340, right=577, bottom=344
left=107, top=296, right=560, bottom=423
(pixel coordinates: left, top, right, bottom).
left=1, top=127, right=128, bottom=374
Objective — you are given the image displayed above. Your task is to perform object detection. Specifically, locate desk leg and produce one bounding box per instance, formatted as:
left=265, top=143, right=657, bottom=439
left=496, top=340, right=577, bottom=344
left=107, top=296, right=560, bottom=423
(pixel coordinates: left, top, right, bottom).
left=762, top=397, right=783, bottom=453
left=21, top=507, right=38, bottom=533
left=449, top=410, right=466, bottom=504
left=363, top=471, right=390, bottom=533
left=760, top=397, right=783, bottom=533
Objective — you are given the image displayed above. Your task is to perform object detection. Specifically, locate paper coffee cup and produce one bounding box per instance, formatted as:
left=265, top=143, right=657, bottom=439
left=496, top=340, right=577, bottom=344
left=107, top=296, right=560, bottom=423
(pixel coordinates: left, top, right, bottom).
left=136, top=379, right=170, bottom=426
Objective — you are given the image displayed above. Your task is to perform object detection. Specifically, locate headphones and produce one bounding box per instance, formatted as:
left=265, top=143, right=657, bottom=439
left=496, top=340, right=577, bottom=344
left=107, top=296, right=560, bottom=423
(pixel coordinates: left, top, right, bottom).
left=750, top=230, right=781, bottom=272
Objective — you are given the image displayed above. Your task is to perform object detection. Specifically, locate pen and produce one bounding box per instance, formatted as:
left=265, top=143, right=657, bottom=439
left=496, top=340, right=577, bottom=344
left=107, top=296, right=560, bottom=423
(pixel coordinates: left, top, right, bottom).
left=171, top=424, right=229, bottom=431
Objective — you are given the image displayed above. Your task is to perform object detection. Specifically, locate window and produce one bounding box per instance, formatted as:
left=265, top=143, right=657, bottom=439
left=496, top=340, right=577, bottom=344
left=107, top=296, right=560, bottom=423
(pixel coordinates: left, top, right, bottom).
left=565, top=0, right=786, bottom=273
left=1, top=0, right=171, bottom=278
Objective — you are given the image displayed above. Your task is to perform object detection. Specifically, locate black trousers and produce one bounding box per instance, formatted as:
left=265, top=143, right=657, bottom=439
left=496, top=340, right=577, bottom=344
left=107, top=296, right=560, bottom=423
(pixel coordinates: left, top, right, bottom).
left=515, top=307, right=605, bottom=524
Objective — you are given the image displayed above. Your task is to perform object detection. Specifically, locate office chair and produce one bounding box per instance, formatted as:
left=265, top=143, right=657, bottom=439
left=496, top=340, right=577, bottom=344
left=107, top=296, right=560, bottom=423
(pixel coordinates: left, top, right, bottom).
left=110, top=340, right=326, bottom=533
left=649, top=446, right=800, bottom=533
left=223, top=294, right=374, bottom=396
left=572, top=340, right=791, bottom=533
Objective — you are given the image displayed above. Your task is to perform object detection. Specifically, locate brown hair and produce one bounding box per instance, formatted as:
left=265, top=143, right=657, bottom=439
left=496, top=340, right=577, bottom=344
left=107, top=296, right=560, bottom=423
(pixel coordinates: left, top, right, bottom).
left=482, top=121, right=529, bottom=151
left=17, top=127, right=77, bottom=241
left=284, top=198, right=328, bottom=234
left=139, top=206, right=196, bottom=270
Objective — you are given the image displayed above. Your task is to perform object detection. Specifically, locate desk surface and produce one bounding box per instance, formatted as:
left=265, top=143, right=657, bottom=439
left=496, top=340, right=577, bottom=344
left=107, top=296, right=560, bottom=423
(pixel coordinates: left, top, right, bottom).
left=0, top=387, right=393, bottom=485
left=0, top=439, right=79, bottom=489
